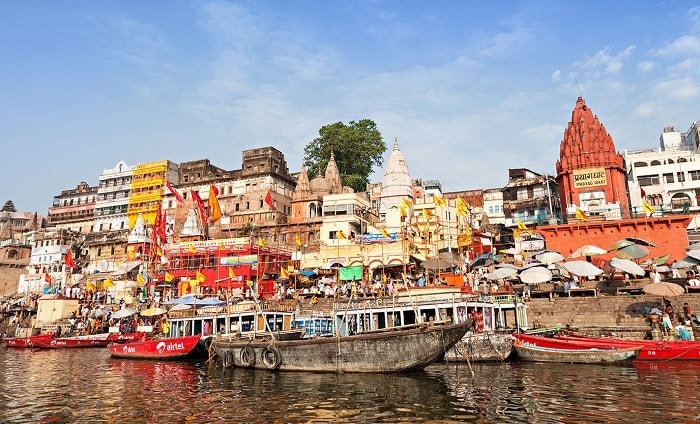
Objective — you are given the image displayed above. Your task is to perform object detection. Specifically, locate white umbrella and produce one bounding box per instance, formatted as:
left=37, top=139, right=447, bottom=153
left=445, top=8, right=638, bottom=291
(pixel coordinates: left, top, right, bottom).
left=609, top=258, right=645, bottom=277
left=495, top=263, right=519, bottom=269
left=643, top=282, right=685, bottom=297
left=111, top=308, right=135, bottom=319
left=168, top=303, right=193, bottom=311
left=685, top=242, right=700, bottom=251
left=672, top=256, right=700, bottom=268
left=562, top=260, right=604, bottom=277
left=486, top=267, right=517, bottom=281
left=519, top=267, right=552, bottom=285
left=686, top=250, right=700, bottom=261
left=535, top=251, right=565, bottom=265
left=568, top=245, right=607, bottom=259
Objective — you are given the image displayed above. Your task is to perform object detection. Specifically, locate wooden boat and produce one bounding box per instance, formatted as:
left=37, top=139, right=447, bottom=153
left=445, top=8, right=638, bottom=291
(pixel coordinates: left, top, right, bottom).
left=515, top=333, right=700, bottom=361
left=443, top=332, right=514, bottom=362
left=2, top=333, right=53, bottom=348
left=555, top=334, right=700, bottom=361
left=33, top=332, right=113, bottom=349
left=212, top=321, right=470, bottom=373
left=513, top=339, right=642, bottom=364
left=108, top=334, right=201, bottom=360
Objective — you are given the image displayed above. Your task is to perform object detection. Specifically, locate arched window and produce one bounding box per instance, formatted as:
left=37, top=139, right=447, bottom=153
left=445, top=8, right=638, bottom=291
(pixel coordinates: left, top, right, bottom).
left=671, top=193, right=691, bottom=209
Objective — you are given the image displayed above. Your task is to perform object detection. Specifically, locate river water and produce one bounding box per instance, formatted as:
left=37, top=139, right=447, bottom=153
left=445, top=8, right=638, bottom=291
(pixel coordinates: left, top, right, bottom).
left=1, top=347, right=699, bottom=423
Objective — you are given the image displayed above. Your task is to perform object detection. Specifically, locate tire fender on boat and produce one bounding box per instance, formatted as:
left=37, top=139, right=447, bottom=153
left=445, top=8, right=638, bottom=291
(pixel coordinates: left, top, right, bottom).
left=261, top=346, right=281, bottom=370
left=222, top=350, right=235, bottom=368
left=240, top=344, right=255, bottom=367
left=203, top=336, right=213, bottom=352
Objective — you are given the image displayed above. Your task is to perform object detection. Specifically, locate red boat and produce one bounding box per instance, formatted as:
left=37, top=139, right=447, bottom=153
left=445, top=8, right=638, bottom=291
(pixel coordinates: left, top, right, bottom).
left=107, top=332, right=146, bottom=343
left=514, top=333, right=700, bottom=361
left=107, top=334, right=201, bottom=360
left=3, top=333, right=53, bottom=348
left=33, top=333, right=113, bottom=349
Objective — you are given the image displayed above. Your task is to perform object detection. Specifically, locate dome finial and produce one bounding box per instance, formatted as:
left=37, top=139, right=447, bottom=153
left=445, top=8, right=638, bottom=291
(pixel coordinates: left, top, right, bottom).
left=393, top=137, right=399, bottom=150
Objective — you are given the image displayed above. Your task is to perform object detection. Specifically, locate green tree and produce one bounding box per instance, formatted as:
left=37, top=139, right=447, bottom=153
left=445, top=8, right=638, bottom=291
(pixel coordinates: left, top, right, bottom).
left=304, top=119, right=386, bottom=193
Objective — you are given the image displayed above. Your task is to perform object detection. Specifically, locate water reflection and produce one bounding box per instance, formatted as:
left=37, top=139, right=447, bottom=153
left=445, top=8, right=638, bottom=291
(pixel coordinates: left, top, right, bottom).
left=2, top=347, right=700, bottom=423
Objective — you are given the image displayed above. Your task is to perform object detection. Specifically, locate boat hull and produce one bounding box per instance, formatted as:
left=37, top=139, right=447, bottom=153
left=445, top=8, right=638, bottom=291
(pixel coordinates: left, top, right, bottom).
left=2, top=333, right=53, bottom=348
left=444, top=332, right=514, bottom=362
left=513, top=339, right=641, bottom=364
left=516, top=333, right=700, bottom=361
left=33, top=333, right=112, bottom=349
left=213, top=321, right=469, bottom=373
left=108, top=335, right=201, bottom=360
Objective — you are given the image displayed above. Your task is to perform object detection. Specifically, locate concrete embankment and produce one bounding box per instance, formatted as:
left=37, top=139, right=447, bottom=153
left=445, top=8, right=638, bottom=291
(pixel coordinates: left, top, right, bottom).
left=524, top=292, right=699, bottom=338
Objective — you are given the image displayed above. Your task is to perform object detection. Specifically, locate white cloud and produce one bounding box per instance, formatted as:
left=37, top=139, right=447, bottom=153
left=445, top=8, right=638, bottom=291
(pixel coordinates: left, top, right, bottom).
left=576, top=46, right=636, bottom=76
left=637, top=61, right=655, bottom=72
left=551, top=70, right=561, bottom=82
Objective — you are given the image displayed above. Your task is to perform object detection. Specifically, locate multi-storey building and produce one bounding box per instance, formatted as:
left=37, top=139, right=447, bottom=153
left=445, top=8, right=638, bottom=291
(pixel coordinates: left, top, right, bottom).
left=47, top=181, right=98, bottom=233
left=127, top=160, right=179, bottom=228
left=0, top=200, right=45, bottom=244
left=624, top=126, right=700, bottom=229
left=502, top=169, right=560, bottom=227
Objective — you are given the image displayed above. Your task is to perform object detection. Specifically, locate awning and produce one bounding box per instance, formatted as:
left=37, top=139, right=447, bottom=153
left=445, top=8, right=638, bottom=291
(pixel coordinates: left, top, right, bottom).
left=110, top=261, right=142, bottom=277
left=410, top=254, right=426, bottom=262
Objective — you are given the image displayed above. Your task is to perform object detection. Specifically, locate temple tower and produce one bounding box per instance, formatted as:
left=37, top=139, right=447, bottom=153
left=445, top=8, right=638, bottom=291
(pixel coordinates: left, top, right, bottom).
left=555, top=97, right=630, bottom=220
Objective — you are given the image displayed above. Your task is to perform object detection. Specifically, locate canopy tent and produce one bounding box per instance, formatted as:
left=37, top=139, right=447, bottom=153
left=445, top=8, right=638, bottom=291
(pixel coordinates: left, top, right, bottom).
left=339, top=266, right=363, bottom=281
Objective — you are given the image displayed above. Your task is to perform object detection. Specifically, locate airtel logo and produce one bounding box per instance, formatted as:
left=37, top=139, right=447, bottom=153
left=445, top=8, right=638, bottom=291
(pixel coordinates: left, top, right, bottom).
left=156, top=341, right=166, bottom=353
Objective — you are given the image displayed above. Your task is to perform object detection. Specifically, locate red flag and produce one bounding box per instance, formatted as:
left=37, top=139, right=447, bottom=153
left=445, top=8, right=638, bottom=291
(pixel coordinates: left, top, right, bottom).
left=159, top=210, right=167, bottom=244
left=65, top=249, right=77, bottom=268
left=166, top=180, right=184, bottom=203
left=640, top=187, right=646, bottom=198
left=265, top=190, right=274, bottom=209
left=152, top=203, right=162, bottom=245
left=190, top=189, right=207, bottom=228
left=44, top=272, right=52, bottom=283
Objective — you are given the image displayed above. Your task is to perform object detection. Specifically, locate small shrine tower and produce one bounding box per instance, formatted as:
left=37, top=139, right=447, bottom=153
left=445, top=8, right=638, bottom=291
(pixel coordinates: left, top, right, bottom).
left=556, top=97, right=630, bottom=220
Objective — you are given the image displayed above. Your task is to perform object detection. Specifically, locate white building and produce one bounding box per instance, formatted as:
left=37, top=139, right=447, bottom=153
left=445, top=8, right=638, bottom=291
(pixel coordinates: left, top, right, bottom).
left=95, top=160, right=134, bottom=232
left=624, top=125, right=700, bottom=229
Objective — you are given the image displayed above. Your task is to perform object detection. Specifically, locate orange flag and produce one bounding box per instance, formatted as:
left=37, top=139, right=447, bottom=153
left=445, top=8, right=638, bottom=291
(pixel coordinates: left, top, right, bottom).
left=209, top=185, right=222, bottom=223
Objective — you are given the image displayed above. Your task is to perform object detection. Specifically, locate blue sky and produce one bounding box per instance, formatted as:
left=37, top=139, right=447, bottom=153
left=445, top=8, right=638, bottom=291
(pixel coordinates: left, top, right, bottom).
left=2, top=1, right=700, bottom=214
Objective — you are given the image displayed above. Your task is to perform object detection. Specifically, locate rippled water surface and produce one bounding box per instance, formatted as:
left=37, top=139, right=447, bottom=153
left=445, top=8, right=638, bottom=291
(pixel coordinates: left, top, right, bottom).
left=1, top=347, right=700, bottom=423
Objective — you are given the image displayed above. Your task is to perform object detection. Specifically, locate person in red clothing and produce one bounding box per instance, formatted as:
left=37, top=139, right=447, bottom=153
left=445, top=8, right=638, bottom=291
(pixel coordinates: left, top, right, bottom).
left=683, top=302, right=692, bottom=322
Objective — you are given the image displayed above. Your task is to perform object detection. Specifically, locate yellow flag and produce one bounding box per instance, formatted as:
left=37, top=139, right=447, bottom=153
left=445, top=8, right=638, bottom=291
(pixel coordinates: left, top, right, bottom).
left=164, top=272, right=175, bottom=282
left=188, top=244, right=196, bottom=253
left=381, top=228, right=391, bottom=238
left=433, top=194, right=446, bottom=207
left=86, top=280, right=96, bottom=291
left=455, top=197, right=469, bottom=217
left=228, top=268, right=236, bottom=279
left=399, top=207, right=407, bottom=217
left=257, top=237, right=266, bottom=247
left=295, top=234, right=302, bottom=246
left=642, top=200, right=656, bottom=215
left=422, top=208, right=433, bottom=220
left=156, top=247, right=162, bottom=257
left=103, top=278, right=114, bottom=288
left=575, top=208, right=589, bottom=221
left=127, top=250, right=135, bottom=260
left=517, top=220, right=528, bottom=230
left=280, top=267, right=289, bottom=278
left=337, top=230, right=347, bottom=240
left=196, top=271, right=206, bottom=283
left=218, top=242, right=226, bottom=250
left=401, top=197, right=413, bottom=210
left=136, top=274, right=145, bottom=285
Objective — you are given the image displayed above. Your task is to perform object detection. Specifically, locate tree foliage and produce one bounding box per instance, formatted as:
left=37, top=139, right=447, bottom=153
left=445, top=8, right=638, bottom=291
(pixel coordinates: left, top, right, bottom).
left=304, top=119, right=386, bottom=193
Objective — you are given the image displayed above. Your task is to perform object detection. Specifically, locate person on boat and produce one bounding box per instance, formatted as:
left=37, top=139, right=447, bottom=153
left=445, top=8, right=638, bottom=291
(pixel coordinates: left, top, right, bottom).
left=54, top=325, right=62, bottom=338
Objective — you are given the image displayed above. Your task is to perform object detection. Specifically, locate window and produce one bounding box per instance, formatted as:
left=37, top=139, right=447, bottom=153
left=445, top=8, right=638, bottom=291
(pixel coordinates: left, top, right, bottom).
left=691, top=170, right=700, bottom=181
left=638, top=175, right=660, bottom=186
left=663, top=173, right=675, bottom=183
left=678, top=172, right=686, bottom=183
left=246, top=202, right=250, bottom=210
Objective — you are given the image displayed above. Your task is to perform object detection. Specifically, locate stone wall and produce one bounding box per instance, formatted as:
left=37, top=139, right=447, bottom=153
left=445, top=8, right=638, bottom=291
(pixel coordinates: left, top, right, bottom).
left=525, top=293, right=699, bottom=337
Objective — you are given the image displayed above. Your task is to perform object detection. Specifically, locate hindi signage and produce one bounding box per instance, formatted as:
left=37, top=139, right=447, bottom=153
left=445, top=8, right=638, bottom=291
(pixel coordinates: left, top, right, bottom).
left=573, top=167, right=607, bottom=188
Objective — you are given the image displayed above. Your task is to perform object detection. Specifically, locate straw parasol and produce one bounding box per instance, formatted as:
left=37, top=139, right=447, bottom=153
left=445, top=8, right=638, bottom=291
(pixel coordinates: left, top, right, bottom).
left=643, top=282, right=685, bottom=297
